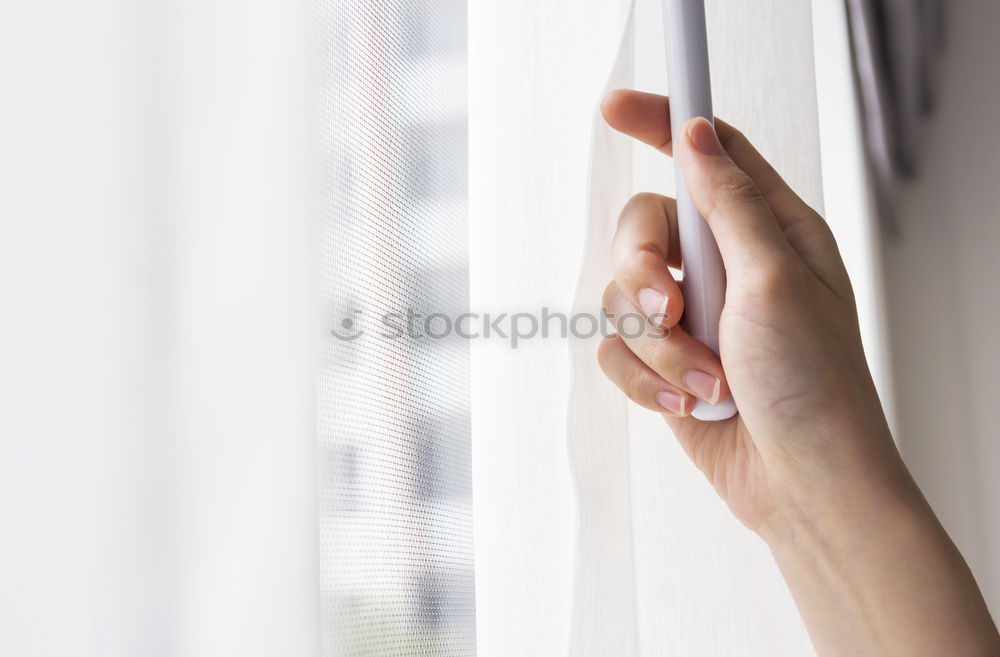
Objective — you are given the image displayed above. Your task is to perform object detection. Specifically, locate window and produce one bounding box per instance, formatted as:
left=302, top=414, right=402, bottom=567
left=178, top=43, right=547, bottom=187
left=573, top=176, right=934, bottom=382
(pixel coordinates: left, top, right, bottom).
left=316, top=0, right=476, bottom=655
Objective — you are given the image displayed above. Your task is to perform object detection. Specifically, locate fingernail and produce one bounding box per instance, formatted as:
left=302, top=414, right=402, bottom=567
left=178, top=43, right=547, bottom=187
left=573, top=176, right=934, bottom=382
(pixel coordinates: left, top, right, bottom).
left=684, top=370, right=721, bottom=404
left=686, top=117, right=726, bottom=156
left=638, top=288, right=669, bottom=328
left=655, top=390, right=686, bottom=416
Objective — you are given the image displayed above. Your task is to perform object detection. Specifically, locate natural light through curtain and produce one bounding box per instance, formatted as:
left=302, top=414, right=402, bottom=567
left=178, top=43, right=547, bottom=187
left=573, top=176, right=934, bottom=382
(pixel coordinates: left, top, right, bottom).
left=469, top=1, right=888, bottom=655
left=0, top=0, right=889, bottom=655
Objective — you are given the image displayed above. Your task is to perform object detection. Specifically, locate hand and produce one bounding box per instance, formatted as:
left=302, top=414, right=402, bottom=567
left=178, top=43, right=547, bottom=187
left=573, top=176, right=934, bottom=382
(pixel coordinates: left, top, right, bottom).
left=597, top=89, right=907, bottom=535
left=597, top=89, right=1000, bottom=657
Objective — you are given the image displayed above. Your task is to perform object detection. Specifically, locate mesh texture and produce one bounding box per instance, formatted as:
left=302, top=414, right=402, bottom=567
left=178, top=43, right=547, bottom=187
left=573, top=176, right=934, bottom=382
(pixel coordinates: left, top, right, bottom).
left=316, top=0, right=475, bottom=655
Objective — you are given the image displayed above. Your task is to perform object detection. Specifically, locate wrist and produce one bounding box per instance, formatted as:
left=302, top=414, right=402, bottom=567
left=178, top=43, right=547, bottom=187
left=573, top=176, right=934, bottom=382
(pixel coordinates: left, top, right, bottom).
left=761, top=474, right=934, bottom=562
left=757, top=446, right=1000, bottom=657
left=756, top=429, right=934, bottom=555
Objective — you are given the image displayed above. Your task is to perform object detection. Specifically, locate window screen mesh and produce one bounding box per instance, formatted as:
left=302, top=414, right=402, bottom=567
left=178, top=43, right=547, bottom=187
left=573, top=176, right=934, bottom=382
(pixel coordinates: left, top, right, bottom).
left=316, top=0, right=474, bottom=655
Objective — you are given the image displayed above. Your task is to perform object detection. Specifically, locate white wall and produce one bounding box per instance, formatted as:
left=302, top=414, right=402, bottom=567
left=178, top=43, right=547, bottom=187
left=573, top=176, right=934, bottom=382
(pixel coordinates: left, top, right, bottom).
left=883, top=0, right=1000, bottom=614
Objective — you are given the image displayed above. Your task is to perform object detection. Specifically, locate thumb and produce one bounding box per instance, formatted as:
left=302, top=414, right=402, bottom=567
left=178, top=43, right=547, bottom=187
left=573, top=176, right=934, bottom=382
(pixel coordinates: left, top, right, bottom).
left=677, top=117, right=793, bottom=275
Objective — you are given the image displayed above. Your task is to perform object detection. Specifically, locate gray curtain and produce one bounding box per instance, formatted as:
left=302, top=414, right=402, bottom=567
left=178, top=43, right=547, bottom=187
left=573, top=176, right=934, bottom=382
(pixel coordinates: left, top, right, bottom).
left=847, top=0, right=945, bottom=232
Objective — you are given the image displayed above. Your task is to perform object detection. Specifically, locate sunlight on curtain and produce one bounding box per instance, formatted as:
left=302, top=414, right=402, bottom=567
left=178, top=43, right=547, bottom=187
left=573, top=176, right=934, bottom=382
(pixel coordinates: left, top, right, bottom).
left=469, top=1, right=883, bottom=655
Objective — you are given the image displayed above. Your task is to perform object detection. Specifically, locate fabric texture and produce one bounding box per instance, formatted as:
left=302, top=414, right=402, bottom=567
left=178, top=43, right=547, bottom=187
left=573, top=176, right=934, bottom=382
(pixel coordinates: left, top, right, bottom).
left=469, top=0, right=848, bottom=655
left=0, top=1, right=321, bottom=656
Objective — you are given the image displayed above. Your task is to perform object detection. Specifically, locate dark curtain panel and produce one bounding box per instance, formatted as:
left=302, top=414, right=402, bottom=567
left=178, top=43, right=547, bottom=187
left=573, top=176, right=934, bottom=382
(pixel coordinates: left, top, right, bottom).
left=846, top=0, right=945, bottom=232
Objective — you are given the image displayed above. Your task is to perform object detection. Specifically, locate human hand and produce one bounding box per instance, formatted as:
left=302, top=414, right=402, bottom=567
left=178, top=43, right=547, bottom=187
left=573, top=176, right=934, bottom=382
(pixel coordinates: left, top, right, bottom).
left=596, top=87, right=1000, bottom=657
left=596, top=89, right=913, bottom=537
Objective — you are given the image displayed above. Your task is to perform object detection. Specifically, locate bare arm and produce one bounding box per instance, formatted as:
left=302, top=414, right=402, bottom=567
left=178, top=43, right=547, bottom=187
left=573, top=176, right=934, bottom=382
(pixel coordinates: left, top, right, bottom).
left=597, top=89, right=1000, bottom=656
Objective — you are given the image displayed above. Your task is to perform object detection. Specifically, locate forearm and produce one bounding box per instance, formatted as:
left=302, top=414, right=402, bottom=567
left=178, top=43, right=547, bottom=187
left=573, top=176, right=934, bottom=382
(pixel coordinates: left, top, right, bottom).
left=599, top=88, right=999, bottom=656
left=765, top=465, right=1000, bottom=657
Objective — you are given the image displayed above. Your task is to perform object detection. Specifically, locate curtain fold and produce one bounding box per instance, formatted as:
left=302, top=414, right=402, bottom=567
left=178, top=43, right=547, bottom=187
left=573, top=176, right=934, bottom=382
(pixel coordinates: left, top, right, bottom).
left=567, top=8, right=639, bottom=655
left=846, top=0, right=945, bottom=231
left=468, top=0, right=635, bottom=654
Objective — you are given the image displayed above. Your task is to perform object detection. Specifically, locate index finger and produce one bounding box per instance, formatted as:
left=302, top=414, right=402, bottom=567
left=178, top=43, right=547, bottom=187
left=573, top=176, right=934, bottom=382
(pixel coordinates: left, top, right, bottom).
left=600, top=89, right=807, bottom=215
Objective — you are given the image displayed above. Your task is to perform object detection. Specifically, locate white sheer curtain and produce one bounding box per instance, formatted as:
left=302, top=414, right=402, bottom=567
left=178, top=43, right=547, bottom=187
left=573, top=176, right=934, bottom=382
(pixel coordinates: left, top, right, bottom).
left=0, top=2, right=319, bottom=655
left=0, top=0, right=891, bottom=655
left=469, top=1, right=890, bottom=655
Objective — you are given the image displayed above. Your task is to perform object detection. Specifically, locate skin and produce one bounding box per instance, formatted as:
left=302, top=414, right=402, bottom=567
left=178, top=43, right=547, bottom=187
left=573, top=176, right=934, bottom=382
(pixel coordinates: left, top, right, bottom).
left=597, top=89, right=1000, bottom=657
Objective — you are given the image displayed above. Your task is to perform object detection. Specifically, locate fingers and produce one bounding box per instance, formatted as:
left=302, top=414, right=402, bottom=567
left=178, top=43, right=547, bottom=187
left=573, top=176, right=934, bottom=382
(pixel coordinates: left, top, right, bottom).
left=611, top=193, right=684, bottom=330
left=597, top=334, right=692, bottom=416
left=603, top=89, right=853, bottom=297
left=603, top=281, right=731, bottom=407
left=601, top=89, right=676, bottom=154
left=676, top=117, right=796, bottom=277
left=600, top=89, right=809, bottom=218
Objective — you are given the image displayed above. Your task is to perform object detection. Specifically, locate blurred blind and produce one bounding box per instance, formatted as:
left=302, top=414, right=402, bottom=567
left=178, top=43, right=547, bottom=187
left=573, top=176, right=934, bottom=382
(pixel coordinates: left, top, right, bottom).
left=315, top=0, right=475, bottom=656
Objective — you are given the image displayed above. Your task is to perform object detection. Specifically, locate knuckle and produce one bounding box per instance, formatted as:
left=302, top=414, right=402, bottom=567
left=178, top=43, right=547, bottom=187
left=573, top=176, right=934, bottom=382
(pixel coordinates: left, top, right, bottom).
left=632, top=246, right=664, bottom=273
left=612, top=240, right=663, bottom=282
left=618, top=192, right=663, bottom=226
left=596, top=335, right=620, bottom=373
left=621, top=362, right=647, bottom=402
left=601, top=280, right=620, bottom=311
left=613, top=238, right=671, bottom=286
left=624, top=191, right=662, bottom=212
left=714, top=171, right=763, bottom=206
left=649, top=331, right=676, bottom=366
